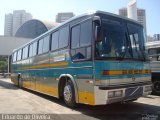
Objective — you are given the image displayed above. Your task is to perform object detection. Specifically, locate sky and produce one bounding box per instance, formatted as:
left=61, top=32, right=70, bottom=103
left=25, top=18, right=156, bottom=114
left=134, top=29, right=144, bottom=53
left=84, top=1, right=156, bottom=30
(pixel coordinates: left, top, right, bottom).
left=0, top=0, right=159, bottom=36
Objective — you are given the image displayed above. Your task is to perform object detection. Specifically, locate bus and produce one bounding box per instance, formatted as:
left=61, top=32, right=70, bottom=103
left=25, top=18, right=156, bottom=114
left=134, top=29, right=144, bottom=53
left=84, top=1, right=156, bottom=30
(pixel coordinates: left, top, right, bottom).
left=11, top=11, right=152, bottom=107
left=146, top=41, right=160, bottom=94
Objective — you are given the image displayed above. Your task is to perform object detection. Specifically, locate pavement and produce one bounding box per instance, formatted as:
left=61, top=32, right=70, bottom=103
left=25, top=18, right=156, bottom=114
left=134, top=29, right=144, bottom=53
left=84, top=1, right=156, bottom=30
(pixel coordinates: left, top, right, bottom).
left=0, top=78, right=160, bottom=120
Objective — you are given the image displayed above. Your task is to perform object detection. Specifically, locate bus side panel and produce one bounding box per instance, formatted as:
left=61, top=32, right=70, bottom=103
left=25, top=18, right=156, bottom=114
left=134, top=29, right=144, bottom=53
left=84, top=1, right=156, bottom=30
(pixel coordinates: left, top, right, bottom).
left=11, top=62, right=18, bottom=85
left=32, top=52, right=58, bottom=97
left=21, top=59, right=30, bottom=88
left=68, top=61, right=94, bottom=105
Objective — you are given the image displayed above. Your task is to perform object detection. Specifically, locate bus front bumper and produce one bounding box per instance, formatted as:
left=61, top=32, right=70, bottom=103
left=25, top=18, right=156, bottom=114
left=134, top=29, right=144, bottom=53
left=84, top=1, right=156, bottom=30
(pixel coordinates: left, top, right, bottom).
left=94, top=82, right=152, bottom=105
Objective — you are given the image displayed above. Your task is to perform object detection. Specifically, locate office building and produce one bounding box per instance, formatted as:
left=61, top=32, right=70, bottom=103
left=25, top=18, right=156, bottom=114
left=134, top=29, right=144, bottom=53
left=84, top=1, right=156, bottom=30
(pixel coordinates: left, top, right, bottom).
left=56, top=12, right=75, bottom=23
left=127, top=0, right=137, bottom=20
left=4, top=10, right=32, bottom=36
left=137, top=9, right=146, bottom=34
left=4, top=14, right=13, bottom=36
left=119, top=8, right=127, bottom=18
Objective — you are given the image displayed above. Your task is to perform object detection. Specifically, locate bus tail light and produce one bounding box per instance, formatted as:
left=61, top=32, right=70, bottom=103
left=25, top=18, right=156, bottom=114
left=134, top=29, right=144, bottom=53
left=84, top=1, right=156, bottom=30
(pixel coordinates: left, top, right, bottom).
left=101, top=70, right=109, bottom=75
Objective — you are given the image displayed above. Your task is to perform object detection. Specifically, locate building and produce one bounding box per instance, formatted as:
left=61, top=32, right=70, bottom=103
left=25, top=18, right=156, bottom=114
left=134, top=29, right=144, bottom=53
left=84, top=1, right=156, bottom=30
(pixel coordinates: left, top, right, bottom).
left=56, top=12, right=75, bottom=23
left=127, top=0, right=137, bottom=21
left=119, top=8, right=127, bottom=17
left=0, top=36, right=32, bottom=73
left=154, top=34, right=160, bottom=41
left=4, top=10, right=32, bottom=36
left=0, top=36, right=31, bottom=56
left=4, top=14, right=13, bottom=36
left=15, top=19, right=59, bottom=39
left=137, top=9, right=146, bottom=35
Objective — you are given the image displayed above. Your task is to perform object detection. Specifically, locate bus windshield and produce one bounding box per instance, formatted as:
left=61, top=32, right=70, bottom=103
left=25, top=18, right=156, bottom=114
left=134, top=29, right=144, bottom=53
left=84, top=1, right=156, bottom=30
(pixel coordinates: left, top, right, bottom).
left=95, top=18, right=147, bottom=61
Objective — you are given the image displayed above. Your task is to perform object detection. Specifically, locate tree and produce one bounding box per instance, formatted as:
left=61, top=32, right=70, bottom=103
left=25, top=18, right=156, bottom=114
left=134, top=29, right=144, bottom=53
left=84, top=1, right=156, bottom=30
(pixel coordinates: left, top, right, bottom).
left=0, top=56, right=8, bottom=72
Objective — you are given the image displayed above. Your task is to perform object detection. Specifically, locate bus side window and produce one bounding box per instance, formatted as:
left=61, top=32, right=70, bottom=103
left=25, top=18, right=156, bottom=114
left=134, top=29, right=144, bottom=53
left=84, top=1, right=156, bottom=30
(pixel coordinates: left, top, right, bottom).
left=59, top=26, right=69, bottom=49
left=80, top=20, right=92, bottom=47
left=71, top=25, right=80, bottom=49
left=38, top=39, right=43, bottom=54
left=149, top=49, right=157, bottom=61
left=51, top=31, right=59, bottom=51
left=33, top=41, right=37, bottom=56
left=17, top=49, right=22, bottom=61
left=29, top=44, right=33, bottom=57
left=71, top=20, right=92, bottom=61
left=22, top=46, right=29, bottom=59
left=43, top=36, right=50, bottom=53
left=13, top=52, right=17, bottom=62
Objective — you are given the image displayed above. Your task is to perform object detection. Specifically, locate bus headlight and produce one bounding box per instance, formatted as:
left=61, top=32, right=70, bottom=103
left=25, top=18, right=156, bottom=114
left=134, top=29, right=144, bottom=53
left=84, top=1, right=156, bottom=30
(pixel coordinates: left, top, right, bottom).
left=115, top=90, right=123, bottom=97
left=108, top=91, right=114, bottom=98
left=108, top=90, right=123, bottom=98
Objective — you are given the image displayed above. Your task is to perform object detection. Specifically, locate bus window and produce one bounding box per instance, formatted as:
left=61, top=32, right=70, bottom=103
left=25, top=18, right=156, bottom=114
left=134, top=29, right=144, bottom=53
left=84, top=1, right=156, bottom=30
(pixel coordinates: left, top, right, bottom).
left=59, top=26, right=69, bottom=49
left=43, top=36, right=50, bottom=53
left=87, top=46, right=92, bottom=59
left=17, top=49, right=22, bottom=61
left=148, top=48, right=160, bottom=61
left=32, top=41, right=37, bottom=56
left=22, top=46, right=29, bottom=59
left=38, top=39, right=43, bottom=54
left=80, top=20, right=92, bottom=46
left=51, top=31, right=59, bottom=51
left=71, top=20, right=92, bottom=61
left=71, top=25, right=80, bottom=49
left=29, top=44, right=33, bottom=57
left=13, top=52, right=17, bottom=62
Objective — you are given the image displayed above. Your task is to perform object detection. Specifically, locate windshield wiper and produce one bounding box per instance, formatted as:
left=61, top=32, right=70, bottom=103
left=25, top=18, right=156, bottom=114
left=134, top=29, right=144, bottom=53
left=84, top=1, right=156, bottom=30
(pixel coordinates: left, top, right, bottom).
left=117, top=32, right=132, bottom=61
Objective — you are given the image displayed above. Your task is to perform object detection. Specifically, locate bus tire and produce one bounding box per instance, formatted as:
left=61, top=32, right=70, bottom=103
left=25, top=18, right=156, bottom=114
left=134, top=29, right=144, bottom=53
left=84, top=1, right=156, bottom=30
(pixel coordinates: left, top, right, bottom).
left=152, top=80, right=160, bottom=95
left=63, top=80, right=77, bottom=108
left=18, top=76, right=22, bottom=88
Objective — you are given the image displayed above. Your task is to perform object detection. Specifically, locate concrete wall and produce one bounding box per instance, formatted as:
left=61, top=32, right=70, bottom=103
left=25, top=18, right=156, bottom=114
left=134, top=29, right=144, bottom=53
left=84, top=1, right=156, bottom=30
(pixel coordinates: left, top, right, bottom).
left=0, top=36, right=32, bottom=56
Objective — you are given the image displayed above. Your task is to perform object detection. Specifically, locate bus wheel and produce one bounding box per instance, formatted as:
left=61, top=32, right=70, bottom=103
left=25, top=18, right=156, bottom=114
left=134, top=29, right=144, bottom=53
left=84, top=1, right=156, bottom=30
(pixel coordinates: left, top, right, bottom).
left=63, top=80, right=76, bottom=108
left=18, top=76, right=22, bottom=88
left=153, top=80, right=160, bottom=95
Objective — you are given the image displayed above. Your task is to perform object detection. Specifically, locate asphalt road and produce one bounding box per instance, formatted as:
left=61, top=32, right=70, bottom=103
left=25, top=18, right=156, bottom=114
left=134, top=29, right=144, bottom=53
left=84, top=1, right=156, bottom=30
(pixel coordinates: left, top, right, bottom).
left=0, top=78, right=160, bottom=120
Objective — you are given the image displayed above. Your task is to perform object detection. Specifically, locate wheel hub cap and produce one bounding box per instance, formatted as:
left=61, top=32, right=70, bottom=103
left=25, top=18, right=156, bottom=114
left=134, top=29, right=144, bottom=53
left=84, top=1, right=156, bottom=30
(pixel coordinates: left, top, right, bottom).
left=64, top=85, right=72, bottom=102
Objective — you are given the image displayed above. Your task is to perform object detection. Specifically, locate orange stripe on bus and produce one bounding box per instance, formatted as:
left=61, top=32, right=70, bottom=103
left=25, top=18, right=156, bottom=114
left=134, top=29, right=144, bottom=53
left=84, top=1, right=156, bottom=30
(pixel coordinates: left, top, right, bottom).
left=101, top=70, right=151, bottom=75
left=18, top=61, right=68, bottom=70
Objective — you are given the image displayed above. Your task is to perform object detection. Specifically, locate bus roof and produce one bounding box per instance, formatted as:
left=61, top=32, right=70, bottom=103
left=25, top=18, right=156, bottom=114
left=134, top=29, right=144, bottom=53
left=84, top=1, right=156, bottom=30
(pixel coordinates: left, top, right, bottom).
left=12, top=11, right=142, bottom=53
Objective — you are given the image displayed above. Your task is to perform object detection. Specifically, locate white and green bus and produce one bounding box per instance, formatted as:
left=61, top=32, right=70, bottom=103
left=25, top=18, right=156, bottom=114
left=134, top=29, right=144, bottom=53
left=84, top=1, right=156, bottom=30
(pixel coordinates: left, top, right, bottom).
left=11, top=11, right=152, bottom=107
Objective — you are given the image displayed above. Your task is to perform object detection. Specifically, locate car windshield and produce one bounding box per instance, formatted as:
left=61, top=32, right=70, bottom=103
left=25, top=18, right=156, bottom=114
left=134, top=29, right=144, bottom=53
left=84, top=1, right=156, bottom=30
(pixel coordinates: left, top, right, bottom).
left=95, top=18, right=147, bottom=61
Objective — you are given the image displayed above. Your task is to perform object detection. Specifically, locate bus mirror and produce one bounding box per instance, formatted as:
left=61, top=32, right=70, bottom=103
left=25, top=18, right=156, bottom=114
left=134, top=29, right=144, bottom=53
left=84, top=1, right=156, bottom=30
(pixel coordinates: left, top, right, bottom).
left=93, top=16, right=101, bottom=26
left=95, top=26, right=102, bottom=42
